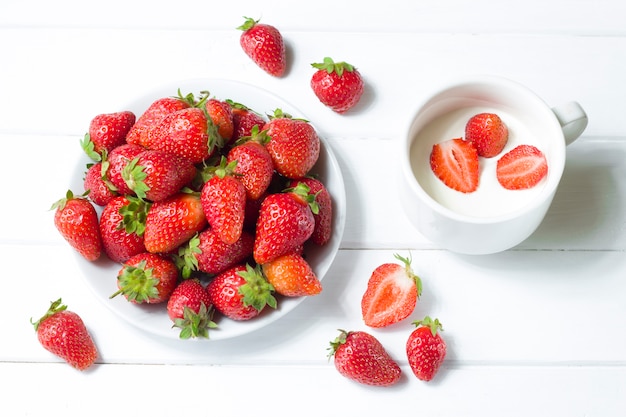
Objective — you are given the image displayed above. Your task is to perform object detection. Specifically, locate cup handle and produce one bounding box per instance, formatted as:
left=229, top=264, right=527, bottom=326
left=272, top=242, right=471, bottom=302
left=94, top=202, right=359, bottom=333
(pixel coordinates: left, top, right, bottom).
left=551, top=101, right=588, bottom=146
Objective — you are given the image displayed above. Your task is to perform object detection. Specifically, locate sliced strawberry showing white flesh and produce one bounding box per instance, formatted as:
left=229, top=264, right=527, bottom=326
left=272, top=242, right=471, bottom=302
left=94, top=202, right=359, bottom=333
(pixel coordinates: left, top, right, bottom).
left=430, top=137, right=480, bottom=193
left=496, top=144, right=548, bottom=190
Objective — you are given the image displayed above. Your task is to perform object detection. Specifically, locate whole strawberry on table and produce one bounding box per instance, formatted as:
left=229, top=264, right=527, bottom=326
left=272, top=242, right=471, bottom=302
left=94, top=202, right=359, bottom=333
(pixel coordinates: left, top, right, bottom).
left=52, top=88, right=335, bottom=340
left=31, top=299, right=98, bottom=371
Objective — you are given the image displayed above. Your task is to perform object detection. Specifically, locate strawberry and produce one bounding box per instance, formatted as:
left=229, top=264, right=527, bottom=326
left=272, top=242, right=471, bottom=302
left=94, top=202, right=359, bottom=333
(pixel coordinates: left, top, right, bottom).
left=166, top=278, right=216, bottom=339
left=200, top=157, right=247, bottom=245
left=496, top=144, right=548, bottom=190
left=99, top=195, right=148, bottom=263
left=83, top=111, right=136, bottom=157
left=228, top=101, right=267, bottom=142
left=122, top=149, right=197, bottom=202
left=83, top=161, right=117, bottom=206
left=177, top=228, right=254, bottom=277
left=406, top=316, right=447, bottom=381
left=207, top=263, right=276, bottom=321
left=237, top=17, right=286, bottom=77
left=289, top=177, right=332, bottom=245
left=146, top=107, right=217, bottom=164
left=253, top=183, right=318, bottom=264
left=106, top=143, right=145, bottom=196
left=126, top=95, right=193, bottom=147
left=227, top=127, right=274, bottom=200
left=264, top=110, right=321, bottom=179
left=310, top=57, right=364, bottom=114
left=144, top=192, right=207, bottom=254
left=261, top=252, right=322, bottom=297
left=328, top=329, right=401, bottom=387
left=465, top=112, right=509, bottom=158
left=430, top=137, right=480, bottom=193
left=206, top=98, right=234, bottom=144
left=52, top=190, right=102, bottom=261
left=111, top=252, right=179, bottom=304
left=31, top=299, right=98, bottom=371
left=361, top=253, right=422, bottom=328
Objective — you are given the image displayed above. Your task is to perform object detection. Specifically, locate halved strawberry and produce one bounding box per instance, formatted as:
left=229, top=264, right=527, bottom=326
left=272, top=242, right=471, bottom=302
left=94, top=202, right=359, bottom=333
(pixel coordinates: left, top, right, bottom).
left=430, top=138, right=479, bottom=193
left=361, top=254, right=422, bottom=328
left=496, top=144, right=548, bottom=190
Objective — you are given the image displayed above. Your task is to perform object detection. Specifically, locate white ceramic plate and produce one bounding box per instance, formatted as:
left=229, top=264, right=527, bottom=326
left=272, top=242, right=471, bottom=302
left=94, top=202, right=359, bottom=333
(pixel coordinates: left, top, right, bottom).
left=71, top=78, right=346, bottom=341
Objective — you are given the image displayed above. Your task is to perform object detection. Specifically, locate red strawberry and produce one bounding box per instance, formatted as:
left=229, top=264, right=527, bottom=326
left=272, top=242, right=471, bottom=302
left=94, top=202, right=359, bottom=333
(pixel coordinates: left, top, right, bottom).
left=207, top=264, right=276, bottom=321
left=206, top=98, right=234, bottom=144
left=361, top=253, right=422, bottom=328
left=146, top=107, right=217, bottom=164
left=237, top=17, right=286, bottom=77
left=328, top=330, right=401, bottom=387
left=406, top=316, right=447, bottom=381
left=126, top=95, right=192, bottom=147
left=430, top=137, right=480, bottom=193
left=144, top=193, right=207, bottom=254
left=31, top=298, right=98, bottom=371
left=253, top=183, right=317, bottom=264
left=227, top=128, right=274, bottom=200
left=52, top=190, right=102, bottom=261
left=111, top=252, right=179, bottom=304
left=465, top=112, right=509, bottom=158
left=166, top=278, right=216, bottom=339
left=310, top=57, right=364, bottom=114
left=200, top=158, right=247, bottom=245
left=106, top=143, right=145, bottom=196
left=177, top=228, right=254, bottom=277
left=122, top=149, right=197, bottom=202
left=264, top=110, right=321, bottom=179
left=262, top=252, right=322, bottom=297
left=99, top=195, right=148, bottom=263
left=289, top=177, right=332, bottom=245
left=228, top=101, right=267, bottom=141
left=83, top=111, right=136, bottom=156
left=83, top=161, right=117, bottom=206
left=496, top=144, right=548, bottom=190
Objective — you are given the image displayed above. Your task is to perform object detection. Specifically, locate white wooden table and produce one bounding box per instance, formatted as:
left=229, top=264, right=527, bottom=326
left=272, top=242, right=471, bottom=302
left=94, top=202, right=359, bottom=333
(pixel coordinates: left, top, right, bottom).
left=1, top=1, right=625, bottom=415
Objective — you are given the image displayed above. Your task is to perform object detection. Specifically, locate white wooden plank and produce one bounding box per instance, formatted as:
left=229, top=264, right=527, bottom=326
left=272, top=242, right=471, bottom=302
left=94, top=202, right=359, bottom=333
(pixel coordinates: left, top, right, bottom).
left=1, top=362, right=624, bottom=417
left=1, top=0, right=625, bottom=35
left=0, top=30, right=625, bottom=138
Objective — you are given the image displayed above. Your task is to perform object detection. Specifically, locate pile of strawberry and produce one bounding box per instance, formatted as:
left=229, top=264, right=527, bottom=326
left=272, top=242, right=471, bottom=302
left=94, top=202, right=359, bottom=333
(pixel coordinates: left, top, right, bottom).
left=430, top=112, right=549, bottom=193
left=53, top=88, right=334, bottom=341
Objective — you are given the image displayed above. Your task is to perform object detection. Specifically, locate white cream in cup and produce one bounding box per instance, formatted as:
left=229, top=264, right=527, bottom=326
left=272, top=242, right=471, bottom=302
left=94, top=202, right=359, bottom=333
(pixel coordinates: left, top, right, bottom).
left=400, top=76, right=588, bottom=255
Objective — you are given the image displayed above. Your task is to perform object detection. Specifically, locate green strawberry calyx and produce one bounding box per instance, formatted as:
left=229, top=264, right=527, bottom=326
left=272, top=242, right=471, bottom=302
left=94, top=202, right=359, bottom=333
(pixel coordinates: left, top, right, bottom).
left=285, top=182, right=320, bottom=215
left=238, top=263, right=277, bottom=312
left=30, top=298, right=67, bottom=332
left=173, top=302, right=218, bottom=340
left=118, top=195, right=150, bottom=237
left=121, top=157, right=150, bottom=200
left=327, top=329, right=350, bottom=359
left=412, top=316, right=444, bottom=336
left=174, top=233, right=202, bottom=279
left=311, top=57, right=355, bottom=77
left=50, top=189, right=89, bottom=211
left=236, top=16, right=259, bottom=32
left=109, top=260, right=159, bottom=303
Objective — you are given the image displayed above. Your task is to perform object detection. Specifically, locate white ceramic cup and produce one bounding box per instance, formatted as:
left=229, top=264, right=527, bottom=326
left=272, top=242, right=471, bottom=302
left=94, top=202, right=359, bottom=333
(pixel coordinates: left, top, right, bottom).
left=400, top=76, right=588, bottom=255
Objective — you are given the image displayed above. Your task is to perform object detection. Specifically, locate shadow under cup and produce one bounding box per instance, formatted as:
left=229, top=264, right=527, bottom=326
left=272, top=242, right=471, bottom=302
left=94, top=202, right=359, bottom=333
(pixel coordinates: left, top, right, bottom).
left=400, top=78, right=572, bottom=255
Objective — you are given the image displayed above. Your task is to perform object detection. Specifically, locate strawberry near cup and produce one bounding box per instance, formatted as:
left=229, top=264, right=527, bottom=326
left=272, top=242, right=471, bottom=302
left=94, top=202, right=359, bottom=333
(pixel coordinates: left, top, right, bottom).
left=399, top=75, right=588, bottom=255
